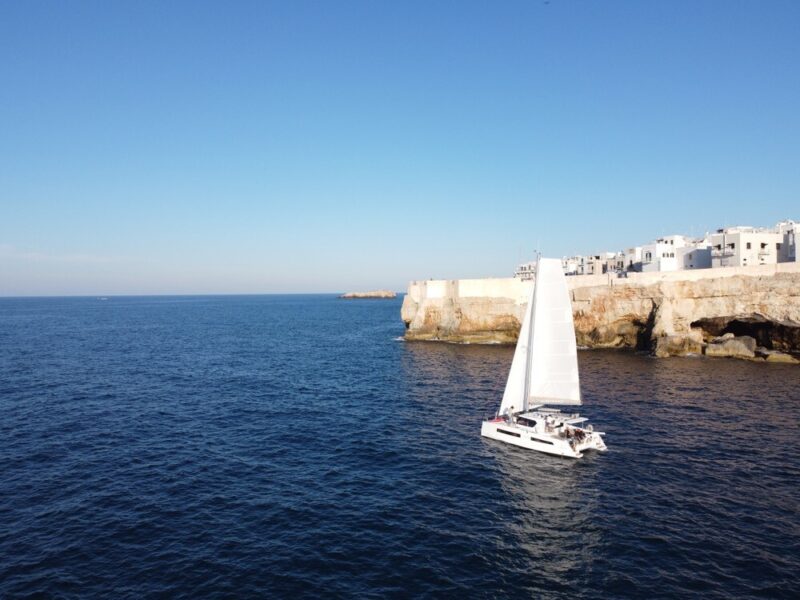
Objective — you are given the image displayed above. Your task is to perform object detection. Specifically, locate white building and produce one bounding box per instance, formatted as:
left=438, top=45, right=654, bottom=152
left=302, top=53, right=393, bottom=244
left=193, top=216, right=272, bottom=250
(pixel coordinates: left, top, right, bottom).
left=515, top=218, right=797, bottom=278
left=678, top=245, right=712, bottom=270
left=574, top=253, right=616, bottom=275
left=601, top=251, right=620, bottom=274
left=514, top=261, right=536, bottom=280
left=562, top=256, right=580, bottom=276
left=708, top=226, right=782, bottom=268
left=621, top=246, right=643, bottom=272
left=640, top=235, right=712, bottom=272
left=641, top=235, right=689, bottom=272
left=776, top=220, right=798, bottom=263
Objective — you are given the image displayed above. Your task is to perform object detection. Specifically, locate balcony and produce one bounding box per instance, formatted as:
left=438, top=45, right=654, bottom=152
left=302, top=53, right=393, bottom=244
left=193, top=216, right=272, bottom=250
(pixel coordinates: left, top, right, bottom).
left=711, top=248, right=735, bottom=257
left=758, top=248, right=771, bottom=256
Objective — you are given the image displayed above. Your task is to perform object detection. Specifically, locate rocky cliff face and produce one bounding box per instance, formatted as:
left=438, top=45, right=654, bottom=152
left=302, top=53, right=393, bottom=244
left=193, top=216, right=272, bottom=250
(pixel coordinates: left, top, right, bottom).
left=401, top=268, right=800, bottom=363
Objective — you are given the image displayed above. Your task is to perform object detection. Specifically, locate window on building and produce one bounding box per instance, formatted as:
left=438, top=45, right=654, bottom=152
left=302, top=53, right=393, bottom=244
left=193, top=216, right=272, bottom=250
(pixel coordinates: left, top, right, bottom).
left=746, top=242, right=751, bottom=249
left=716, top=244, right=722, bottom=250
left=761, top=242, right=767, bottom=249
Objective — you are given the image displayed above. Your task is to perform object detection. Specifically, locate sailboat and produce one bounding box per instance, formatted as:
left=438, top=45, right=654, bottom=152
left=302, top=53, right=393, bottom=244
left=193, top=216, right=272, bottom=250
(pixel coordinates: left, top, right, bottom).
left=481, top=257, right=607, bottom=458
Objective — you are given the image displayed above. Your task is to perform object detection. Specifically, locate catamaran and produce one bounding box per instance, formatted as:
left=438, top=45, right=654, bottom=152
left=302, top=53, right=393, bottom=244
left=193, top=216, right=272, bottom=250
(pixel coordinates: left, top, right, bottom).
left=481, top=257, right=607, bottom=458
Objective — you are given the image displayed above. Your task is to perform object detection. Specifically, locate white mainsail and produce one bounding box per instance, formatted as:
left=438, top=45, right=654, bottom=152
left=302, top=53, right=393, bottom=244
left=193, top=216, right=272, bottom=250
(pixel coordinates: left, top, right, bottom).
left=498, top=277, right=533, bottom=415
left=499, top=257, right=581, bottom=414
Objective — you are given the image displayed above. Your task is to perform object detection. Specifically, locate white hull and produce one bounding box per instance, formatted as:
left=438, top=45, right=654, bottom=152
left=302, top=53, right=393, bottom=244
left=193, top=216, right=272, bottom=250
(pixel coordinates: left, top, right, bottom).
left=481, top=414, right=607, bottom=459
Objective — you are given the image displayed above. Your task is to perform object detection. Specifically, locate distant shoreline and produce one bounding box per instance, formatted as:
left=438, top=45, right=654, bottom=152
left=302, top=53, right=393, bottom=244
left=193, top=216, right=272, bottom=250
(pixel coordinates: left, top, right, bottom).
left=340, top=290, right=397, bottom=299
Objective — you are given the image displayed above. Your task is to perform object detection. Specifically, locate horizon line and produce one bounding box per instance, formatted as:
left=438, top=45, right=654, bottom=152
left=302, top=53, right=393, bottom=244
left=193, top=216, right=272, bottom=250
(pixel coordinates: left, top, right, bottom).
left=0, top=291, right=407, bottom=299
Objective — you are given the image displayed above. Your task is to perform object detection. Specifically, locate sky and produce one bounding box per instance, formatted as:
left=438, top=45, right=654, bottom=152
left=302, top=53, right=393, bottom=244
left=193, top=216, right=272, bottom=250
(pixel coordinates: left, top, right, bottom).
left=1, top=0, right=798, bottom=295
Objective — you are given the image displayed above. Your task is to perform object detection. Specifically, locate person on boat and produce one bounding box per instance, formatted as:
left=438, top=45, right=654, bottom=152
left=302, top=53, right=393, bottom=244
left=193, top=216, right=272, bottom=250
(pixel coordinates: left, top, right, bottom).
left=506, top=405, right=515, bottom=424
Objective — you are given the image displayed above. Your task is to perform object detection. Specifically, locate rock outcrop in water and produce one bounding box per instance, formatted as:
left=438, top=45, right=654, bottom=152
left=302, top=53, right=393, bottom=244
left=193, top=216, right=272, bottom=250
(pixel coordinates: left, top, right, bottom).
left=401, top=264, right=800, bottom=363
left=340, top=290, right=397, bottom=299
left=704, top=334, right=757, bottom=359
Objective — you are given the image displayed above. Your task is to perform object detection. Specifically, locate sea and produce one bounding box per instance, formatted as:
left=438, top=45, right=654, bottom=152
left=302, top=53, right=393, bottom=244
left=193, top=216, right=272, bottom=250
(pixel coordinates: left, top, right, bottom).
left=1, top=295, right=799, bottom=599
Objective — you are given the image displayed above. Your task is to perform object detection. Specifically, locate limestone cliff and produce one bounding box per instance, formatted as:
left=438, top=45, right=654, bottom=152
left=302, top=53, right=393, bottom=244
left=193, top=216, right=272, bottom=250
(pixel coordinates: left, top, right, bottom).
left=401, top=264, right=800, bottom=362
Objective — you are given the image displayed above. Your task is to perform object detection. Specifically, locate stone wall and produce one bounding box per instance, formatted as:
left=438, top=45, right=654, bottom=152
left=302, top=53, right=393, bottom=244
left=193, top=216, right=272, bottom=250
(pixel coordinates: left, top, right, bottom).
left=401, top=263, right=800, bottom=362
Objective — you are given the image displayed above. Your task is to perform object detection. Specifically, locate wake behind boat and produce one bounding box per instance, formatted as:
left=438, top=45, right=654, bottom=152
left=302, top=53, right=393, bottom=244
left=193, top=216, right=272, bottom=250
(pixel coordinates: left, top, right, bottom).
left=481, top=257, right=607, bottom=458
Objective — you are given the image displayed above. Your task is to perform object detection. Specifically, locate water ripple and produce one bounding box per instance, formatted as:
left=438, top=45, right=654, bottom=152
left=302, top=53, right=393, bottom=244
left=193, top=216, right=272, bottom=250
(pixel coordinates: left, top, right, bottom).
left=1, top=295, right=798, bottom=598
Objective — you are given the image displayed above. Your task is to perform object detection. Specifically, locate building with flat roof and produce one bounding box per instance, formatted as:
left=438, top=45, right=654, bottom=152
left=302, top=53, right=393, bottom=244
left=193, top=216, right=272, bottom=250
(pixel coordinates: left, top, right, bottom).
left=514, top=218, right=798, bottom=277
left=776, top=220, right=798, bottom=263
left=514, top=261, right=536, bottom=280
left=621, top=246, right=643, bottom=272
left=708, top=226, right=782, bottom=268
left=641, top=235, right=691, bottom=272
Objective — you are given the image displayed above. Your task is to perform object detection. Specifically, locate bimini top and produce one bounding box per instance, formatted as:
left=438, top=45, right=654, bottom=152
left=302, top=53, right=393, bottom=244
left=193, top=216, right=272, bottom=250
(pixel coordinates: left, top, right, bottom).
left=517, top=409, right=543, bottom=421
left=516, top=412, right=587, bottom=425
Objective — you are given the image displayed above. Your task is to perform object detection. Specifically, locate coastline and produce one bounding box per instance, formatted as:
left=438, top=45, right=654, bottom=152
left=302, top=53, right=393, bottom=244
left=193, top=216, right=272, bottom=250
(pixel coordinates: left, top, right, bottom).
left=401, top=263, right=800, bottom=363
left=340, top=290, right=397, bottom=299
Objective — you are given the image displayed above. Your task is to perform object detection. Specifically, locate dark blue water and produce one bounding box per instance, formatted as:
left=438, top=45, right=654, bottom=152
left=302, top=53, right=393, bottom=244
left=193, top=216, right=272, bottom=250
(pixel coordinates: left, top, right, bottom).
left=1, top=295, right=799, bottom=598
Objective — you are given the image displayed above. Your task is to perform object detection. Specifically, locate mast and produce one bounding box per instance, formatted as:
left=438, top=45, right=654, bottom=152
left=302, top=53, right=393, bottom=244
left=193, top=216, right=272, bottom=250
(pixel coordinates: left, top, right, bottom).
left=521, top=254, right=540, bottom=412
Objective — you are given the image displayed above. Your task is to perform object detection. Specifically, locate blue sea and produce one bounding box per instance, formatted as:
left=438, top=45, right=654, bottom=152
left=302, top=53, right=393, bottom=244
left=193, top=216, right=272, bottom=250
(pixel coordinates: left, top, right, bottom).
left=1, top=295, right=799, bottom=598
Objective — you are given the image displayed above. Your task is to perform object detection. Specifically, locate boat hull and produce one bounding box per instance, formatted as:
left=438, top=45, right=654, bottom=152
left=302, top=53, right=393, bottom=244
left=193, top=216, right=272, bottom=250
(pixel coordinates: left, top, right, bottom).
left=480, top=419, right=606, bottom=459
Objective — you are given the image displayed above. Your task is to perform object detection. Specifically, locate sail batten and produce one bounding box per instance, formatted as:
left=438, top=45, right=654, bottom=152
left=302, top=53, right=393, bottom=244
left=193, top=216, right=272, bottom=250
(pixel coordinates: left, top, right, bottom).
left=499, top=257, right=581, bottom=414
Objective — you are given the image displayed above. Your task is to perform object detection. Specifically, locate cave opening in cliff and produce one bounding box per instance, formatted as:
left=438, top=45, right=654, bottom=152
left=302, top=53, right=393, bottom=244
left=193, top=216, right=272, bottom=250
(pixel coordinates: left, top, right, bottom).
left=635, top=305, right=658, bottom=351
left=691, top=314, right=800, bottom=353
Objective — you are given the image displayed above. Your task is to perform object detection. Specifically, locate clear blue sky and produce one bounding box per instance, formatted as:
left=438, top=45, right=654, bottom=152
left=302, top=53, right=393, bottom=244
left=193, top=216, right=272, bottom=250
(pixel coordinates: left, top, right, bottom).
left=1, top=1, right=798, bottom=295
